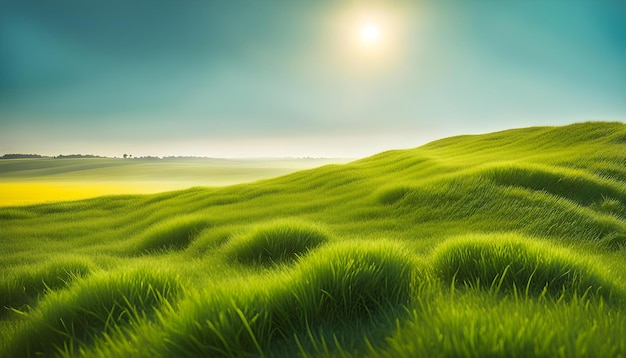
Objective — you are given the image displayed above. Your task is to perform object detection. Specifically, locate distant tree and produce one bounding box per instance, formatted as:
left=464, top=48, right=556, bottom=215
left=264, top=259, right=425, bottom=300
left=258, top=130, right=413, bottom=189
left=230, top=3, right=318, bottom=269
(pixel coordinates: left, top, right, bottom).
left=123, top=154, right=128, bottom=159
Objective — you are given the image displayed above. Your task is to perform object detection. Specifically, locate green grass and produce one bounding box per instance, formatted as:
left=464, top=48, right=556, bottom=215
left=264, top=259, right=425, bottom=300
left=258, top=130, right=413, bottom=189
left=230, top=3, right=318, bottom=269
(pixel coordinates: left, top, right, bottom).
left=0, top=257, right=95, bottom=318
left=1, top=122, right=625, bottom=357
left=431, top=233, right=622, bottom=301
left=0, top=157, right=350, bottom=183
left=224, top=219, right=332, bottom=265
left=5, top=267, right=181, bottom=357
left=127, top=214, right=211, bottom=254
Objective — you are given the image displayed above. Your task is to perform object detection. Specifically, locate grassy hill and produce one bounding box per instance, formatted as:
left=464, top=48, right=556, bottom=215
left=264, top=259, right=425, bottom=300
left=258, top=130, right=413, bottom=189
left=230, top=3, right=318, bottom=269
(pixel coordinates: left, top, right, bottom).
left=1, top=122, right=625, bottom=357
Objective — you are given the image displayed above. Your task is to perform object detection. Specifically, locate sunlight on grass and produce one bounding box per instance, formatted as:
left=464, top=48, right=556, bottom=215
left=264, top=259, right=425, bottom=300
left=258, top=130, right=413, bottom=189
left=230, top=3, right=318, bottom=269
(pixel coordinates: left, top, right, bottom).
left=224, top=219, right=332, bottom=265
left=431, top=233, right=623, bottom=301
left=1, top=122, right=625, bottom=356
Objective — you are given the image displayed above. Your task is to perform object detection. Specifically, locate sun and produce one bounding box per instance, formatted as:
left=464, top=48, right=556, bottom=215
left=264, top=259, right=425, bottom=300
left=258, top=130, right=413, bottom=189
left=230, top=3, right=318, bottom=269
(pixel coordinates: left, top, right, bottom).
left=359, top=24, right=381, bottom=45
left=332, top=5, right=409, bottom=70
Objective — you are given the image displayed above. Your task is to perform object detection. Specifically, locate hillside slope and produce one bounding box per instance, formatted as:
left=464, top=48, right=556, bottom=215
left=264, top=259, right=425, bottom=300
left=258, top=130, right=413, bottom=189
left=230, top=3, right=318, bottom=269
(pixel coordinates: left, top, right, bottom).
left=1, top=122, right=625, bottom=357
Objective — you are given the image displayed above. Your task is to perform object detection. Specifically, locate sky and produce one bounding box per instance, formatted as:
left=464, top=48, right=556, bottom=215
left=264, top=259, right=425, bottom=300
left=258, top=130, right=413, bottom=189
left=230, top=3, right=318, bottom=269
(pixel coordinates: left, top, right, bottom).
left=1, top=0, right=625, bottom=158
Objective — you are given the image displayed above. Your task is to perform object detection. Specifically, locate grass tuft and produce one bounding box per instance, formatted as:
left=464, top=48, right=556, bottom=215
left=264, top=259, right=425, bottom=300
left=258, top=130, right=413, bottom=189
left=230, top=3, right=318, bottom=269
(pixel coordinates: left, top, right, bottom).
left=431, top=233, right=621, bottom=301
left=129, top=214, right=210, bottom=254
left=0, top=257, right=94, bottom=317
left=224, top=219, right=331, bottom=266
left=289, top=240, right=421, bottom=325
left=3, top=267, right=182, bottom=357
left=162, top=240, right=423, bottom=357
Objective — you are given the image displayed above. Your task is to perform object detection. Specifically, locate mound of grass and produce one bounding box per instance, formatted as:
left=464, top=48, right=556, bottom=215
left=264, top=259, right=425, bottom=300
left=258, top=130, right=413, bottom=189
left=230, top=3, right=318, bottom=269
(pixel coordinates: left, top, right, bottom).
left=0, top=257, right=94, bottom=317
left=186, top=225, right=238, bottom=255
left=162, top=284, right=275, bottom=357
left=486, top=164, right=626, bottom=215
left=376, top=185, right=416, bottom=205
left=163, top=240, right=422, bottom=357
left=224, top=219, right=331, bottom=265
left=130, top=215, right=210, bottom=254
left=290, top=240, right=421, bottom=324
left=381, top=289, right=626, bottom=358
left=3, top=267, right=181, bottom=357
left=431, top=234, right=620, bottom=301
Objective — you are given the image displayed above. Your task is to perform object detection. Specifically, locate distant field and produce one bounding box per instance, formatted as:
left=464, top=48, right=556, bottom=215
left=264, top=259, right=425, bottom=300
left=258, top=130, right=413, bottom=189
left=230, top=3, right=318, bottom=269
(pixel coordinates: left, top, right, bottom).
left=0, top=157, right=351, bottom=206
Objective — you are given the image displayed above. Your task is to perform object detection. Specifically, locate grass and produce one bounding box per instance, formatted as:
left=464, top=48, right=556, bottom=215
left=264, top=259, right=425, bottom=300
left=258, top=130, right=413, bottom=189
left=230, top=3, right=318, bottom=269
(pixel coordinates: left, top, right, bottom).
left=127, top=214, right=211, bottom=254
left=431, top=233, right=622, bottom=301
left=1, top=122, right=625, bottom=357
left=224, top=219, right=332, bottom=265
left=4, top=267, right=181, bottom=357
left=0, top=257, right=95, bottom=318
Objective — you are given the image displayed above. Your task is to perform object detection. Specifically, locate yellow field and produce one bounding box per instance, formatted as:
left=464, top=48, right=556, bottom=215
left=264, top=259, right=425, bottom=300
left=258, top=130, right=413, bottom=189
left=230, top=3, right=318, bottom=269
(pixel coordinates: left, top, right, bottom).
left=0, top=182, right=191, bottom=206
left=0, top=157, right=352, bottom=206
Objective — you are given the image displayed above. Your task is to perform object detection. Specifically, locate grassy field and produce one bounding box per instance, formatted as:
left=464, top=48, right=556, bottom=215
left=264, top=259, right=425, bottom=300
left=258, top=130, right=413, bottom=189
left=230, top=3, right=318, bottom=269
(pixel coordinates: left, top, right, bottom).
left=0, top=158, right=349, bottom=206
left=1, top=122, right=625, bottom=357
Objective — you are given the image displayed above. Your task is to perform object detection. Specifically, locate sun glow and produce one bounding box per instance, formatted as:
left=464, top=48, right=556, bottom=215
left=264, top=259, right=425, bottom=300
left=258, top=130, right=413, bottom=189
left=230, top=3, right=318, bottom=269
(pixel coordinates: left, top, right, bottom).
left=360, top=24, right=381, bottom=45
left=327, top=3, right=412, bottom=74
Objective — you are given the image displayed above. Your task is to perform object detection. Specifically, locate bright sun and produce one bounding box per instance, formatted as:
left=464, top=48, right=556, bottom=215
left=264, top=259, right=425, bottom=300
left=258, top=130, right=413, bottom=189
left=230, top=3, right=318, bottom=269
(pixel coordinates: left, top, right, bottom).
left=359, top=24, right=381, bottom=45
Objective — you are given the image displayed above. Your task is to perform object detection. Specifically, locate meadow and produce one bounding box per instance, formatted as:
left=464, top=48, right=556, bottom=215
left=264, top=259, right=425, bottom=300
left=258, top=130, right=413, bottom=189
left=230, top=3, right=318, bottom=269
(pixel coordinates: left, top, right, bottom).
left=0, top=157, right=348, bottom=206
left=1, top=122, right=625, bottom=357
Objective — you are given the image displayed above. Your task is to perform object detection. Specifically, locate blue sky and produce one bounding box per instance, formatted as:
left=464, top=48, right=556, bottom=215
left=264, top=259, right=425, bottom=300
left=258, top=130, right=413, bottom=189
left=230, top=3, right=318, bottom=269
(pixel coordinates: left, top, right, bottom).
left=1, top=0, right=624, bottom=158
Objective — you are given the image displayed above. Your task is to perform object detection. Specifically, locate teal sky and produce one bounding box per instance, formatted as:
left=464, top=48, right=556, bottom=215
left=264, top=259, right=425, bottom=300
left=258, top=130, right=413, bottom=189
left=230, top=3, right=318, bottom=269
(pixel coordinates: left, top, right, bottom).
left=1, top=0, right=624, bottom=158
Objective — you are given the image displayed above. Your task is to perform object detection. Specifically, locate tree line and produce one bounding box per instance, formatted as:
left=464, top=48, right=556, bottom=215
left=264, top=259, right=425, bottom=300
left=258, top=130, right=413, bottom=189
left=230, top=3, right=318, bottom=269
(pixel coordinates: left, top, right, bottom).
left=1, top=153, right=104, bottom=159
left=1, top=153, right=221, bottom=160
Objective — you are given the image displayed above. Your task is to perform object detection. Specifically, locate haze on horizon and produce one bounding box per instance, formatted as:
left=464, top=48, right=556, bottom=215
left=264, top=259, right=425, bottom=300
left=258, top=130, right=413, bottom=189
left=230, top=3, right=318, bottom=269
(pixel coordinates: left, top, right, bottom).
left=1, top=0, right=624, bottom=159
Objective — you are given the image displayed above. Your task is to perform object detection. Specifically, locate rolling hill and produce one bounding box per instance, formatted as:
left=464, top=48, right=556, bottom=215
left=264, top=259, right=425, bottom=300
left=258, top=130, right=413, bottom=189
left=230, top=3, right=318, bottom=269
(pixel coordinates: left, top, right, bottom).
left=1, top=122, right=625, bottom=357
